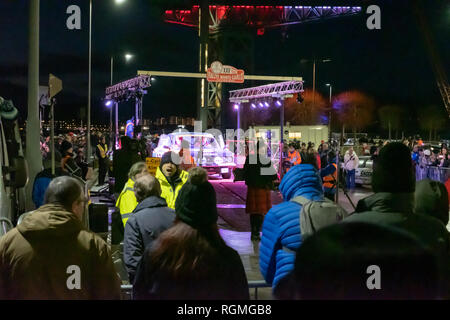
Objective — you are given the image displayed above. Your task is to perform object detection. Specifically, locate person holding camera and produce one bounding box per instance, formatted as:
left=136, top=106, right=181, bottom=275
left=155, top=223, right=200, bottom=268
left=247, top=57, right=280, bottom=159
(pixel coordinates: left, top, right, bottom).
left=344, top=147, right=359, bottom=191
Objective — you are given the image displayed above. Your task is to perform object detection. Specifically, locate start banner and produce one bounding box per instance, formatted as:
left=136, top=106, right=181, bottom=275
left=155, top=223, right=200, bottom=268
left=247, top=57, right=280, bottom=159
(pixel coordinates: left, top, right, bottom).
left=207, top=61, right=244, bottom=83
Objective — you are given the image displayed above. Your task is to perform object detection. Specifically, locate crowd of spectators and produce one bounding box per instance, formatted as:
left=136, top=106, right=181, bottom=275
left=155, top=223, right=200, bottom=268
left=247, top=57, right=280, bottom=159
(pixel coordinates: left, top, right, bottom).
left=2, top=131, right=450, bottom=300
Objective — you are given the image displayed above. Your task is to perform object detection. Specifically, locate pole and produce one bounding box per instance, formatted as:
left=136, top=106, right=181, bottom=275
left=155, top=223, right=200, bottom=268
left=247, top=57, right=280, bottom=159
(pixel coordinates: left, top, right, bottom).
left=312, top=59, right=316, bottom=109
left=115, top=102, right=119, bottom=148
left=50, top=99, right=55, bottom=175
left=87, top=0, right=92, bottom=165
left=280, top=99, right=285, bottom=180
left=328, top=85, right=332, bottom=142
left=336, top=141, right=340, bottom=204
left=110, top=57, right=113, bottom=150
left=25, top=0, right=41, bottom=212
left=237, top=106, right=241, bottom=146
left=197, top=0, right=209, bottom=131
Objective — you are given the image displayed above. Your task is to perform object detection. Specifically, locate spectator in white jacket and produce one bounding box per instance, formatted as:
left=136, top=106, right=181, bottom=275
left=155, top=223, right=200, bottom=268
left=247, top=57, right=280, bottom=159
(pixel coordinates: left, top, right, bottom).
left=344, top=147, right=359, bottom=191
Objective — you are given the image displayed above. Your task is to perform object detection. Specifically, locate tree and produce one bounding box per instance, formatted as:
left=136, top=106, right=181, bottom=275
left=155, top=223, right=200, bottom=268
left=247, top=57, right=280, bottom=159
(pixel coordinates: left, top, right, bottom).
left=333, top=91, right=375, bottom=140
left=378, top=105, right=403, bottom=140
left=419, top=105, right=446, bottom=142
left=284, top=89, right=327, bottom=125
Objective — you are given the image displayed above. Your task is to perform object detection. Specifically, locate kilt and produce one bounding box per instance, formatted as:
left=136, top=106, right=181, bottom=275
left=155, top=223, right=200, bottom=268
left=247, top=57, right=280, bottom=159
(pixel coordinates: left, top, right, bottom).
left=246, top=186, right=272, bottom=215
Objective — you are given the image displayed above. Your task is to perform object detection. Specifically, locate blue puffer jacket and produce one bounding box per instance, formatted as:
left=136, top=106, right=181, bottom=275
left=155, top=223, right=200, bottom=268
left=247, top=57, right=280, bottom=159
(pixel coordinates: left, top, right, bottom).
left=259, top=164, right=324, bottom=289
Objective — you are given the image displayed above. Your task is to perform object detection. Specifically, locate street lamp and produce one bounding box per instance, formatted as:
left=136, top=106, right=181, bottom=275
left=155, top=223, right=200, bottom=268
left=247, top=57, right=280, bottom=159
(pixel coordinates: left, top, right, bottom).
left=110, top=53, right=134, bottom=150
left=300, top=58, right=332, bottom=109
left=87, top=0, right=128, bottom=163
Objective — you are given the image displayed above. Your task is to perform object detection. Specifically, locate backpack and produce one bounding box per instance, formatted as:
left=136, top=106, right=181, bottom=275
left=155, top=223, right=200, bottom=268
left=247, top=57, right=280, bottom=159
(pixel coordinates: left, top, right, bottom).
left=291, top=196, right=348, bottom=239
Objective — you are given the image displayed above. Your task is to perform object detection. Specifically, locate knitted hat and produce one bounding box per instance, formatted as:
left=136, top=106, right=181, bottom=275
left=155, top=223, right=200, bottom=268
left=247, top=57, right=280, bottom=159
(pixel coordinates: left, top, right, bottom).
left=60, top=140, right=73, bottom=155
left=372, top=142, right=415, bottom=193
left=175, top=167, right=218, bottom=230
left=0, top=98, right=18, bottom=120
left=160, top=151, right=180, bottom=169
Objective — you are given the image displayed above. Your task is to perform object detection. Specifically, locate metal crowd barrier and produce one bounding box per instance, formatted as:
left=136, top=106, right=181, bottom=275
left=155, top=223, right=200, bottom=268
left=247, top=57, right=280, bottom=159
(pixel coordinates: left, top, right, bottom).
left=416, top=165, right=450, bottom=183
left=120, top=280, right=271, bottom=300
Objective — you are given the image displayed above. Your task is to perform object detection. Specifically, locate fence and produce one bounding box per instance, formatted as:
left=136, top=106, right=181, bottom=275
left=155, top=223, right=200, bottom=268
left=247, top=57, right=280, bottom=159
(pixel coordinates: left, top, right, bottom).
left=120, top=280, right=271, bottom=300
left=416, top=165, right=450, bottom=183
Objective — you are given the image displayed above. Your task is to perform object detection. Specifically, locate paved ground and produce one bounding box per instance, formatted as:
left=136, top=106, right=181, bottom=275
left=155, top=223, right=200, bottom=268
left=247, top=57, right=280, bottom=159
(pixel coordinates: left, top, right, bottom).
left=91, top=173, right=373, bottom=300
left=209, top=177, right=373, bottom=300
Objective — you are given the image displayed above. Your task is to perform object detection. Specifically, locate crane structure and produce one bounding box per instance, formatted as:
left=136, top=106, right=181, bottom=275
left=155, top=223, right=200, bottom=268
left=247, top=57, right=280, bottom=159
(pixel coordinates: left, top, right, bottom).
left=163, top=4, right=363, bottom=129
left=412, top=0, right=450, bottom=119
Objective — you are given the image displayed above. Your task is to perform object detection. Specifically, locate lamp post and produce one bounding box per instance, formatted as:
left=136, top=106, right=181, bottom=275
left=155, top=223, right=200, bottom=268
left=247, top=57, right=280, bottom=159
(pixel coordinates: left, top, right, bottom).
left=326, top=83, right=332, bottom=141
left=301, top=58, right=331, bottom=109
left=110, top=53, right=133, bottom=149
left=87, top=0, right=92, bottom=165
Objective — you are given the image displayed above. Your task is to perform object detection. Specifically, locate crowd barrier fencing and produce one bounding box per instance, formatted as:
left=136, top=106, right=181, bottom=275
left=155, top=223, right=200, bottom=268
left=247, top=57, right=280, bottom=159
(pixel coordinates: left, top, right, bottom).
left=416, top=165, right=450, bottom=184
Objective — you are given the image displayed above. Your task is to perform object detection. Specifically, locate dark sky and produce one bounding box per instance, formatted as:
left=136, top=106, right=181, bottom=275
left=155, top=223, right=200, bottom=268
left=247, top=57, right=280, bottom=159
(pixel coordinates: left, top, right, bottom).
left=0, top=0, right=448, bottom=135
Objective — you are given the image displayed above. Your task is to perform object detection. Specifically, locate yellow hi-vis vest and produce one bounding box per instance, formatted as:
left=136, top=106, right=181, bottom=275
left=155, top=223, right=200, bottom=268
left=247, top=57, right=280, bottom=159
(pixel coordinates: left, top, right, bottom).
left=116, top=179, right=138, bottom=226
left=155, top=167, right=189, bottom=209
left=97, top=144, right=108, bottom=159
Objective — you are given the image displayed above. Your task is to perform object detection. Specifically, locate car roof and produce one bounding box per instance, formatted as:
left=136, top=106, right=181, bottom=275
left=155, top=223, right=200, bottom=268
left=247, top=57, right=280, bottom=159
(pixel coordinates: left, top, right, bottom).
left=168, top=132, right=214, bottom=137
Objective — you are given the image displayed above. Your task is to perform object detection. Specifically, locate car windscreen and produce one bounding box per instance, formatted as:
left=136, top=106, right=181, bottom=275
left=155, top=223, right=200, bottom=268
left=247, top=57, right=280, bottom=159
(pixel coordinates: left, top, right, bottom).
left=172, top=135, right=220, bottom=151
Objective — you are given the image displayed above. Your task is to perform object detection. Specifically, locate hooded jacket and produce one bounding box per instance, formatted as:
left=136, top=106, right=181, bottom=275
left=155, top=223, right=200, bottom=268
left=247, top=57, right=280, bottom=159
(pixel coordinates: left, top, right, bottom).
left=0, top=204, right=121, bottom=300
left=259, top=164, right=324, bottom=289
left=344, top=150, right=359, bottom=171
left=155, top=167, right=189, bottom=209
left=32, top=169, right=53, bottom=208
left=345, top=192, right=450, bottom=256
left=123, top=196, right=175, bottom=283
left=116, top=178, right=138, bottom=226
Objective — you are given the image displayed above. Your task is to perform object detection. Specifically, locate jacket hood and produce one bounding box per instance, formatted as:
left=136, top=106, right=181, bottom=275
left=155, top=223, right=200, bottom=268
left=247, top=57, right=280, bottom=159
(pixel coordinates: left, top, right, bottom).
left=355, top=192, right=415, bottom=215
left=415, top=179, right=449, bottom=225
left=279, top=164, right=323, bottom=201
left=17, top=204, right=83, bottom=240
left=133, top=196, right=168, bottom=212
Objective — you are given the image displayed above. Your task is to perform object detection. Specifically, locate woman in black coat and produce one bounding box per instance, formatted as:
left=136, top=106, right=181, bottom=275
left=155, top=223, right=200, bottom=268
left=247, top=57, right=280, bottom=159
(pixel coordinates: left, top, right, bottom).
left=244, top=139, right=277, bottom=241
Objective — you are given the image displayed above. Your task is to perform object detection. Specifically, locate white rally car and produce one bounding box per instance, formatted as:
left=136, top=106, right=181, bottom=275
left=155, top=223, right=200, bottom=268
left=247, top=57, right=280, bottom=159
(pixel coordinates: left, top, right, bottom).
left=152, top=132, right=236, bottom=179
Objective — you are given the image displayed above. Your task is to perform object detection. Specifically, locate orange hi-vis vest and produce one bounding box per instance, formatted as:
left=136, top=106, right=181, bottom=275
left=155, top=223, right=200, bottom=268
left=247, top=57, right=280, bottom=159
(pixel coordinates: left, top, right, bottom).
left=287, top=150, right=302, bottom=165
left=323, top=163, right=337, bottom=189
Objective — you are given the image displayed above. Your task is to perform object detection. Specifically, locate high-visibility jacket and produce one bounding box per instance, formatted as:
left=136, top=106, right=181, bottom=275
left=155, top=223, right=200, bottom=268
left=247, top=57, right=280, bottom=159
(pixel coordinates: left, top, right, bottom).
left=97, top=143, right=108, bottom=159
left=179, top=150, right=196, bottom=171
left=116, top=178, right=138, bottom=226
left=155, top=167, right=189, bottom=209
left=287, top=150, right=302, bottom=166
left=322, top=163, right=337, bottom=189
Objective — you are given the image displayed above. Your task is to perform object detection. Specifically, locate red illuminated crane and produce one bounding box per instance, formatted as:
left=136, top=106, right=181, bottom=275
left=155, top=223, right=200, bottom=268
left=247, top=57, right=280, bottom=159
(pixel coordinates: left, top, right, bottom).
left=163, top=4, right=363, bottom=128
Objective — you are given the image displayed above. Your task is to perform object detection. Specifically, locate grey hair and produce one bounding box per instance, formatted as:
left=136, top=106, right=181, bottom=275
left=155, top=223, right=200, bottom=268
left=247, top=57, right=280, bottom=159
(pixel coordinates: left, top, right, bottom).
left=128, top=161, right=148, bottom=180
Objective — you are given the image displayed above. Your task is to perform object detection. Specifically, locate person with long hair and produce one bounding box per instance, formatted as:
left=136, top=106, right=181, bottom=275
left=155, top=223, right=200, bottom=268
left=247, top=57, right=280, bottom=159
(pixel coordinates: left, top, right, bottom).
left=244, top=139, right=277, bottom=241
left=132, top=167, right=249, bottom=300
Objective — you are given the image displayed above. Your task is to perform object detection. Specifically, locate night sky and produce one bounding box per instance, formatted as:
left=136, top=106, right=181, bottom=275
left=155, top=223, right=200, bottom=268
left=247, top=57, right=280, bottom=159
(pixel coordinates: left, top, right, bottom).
left=0, top=0, right=448, bottom=136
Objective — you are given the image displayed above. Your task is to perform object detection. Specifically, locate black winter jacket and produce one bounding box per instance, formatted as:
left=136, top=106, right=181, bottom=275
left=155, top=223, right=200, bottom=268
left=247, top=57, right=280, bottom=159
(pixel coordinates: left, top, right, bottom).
left=123, top=196, right=175, bottom=282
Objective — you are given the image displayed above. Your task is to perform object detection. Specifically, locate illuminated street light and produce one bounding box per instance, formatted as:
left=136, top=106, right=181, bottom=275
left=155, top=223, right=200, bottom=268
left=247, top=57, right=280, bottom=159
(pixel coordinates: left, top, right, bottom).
left=115, top=0, right=126, bottom=4
left=125, top=54, right=133, bottom=61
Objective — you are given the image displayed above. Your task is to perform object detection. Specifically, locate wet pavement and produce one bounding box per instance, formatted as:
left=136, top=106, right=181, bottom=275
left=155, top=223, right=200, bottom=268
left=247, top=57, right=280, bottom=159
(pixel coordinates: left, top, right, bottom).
left=92, top=175, right=373, bottom=300
left=210, top=179, right=373, bottom=300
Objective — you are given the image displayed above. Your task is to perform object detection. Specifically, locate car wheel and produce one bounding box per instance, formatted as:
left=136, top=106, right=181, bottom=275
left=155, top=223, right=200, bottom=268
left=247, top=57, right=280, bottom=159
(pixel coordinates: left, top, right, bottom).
left=222, top=172, right=232, bottom=179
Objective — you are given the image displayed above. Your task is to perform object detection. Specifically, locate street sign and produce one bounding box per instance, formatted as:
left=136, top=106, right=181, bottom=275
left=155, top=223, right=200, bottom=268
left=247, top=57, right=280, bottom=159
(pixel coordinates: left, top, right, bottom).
left=49, top=74, right=62, bottom=99
left=146, top=157, right=161, bottom=176
left=207, top=61, right=244, bottom=83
